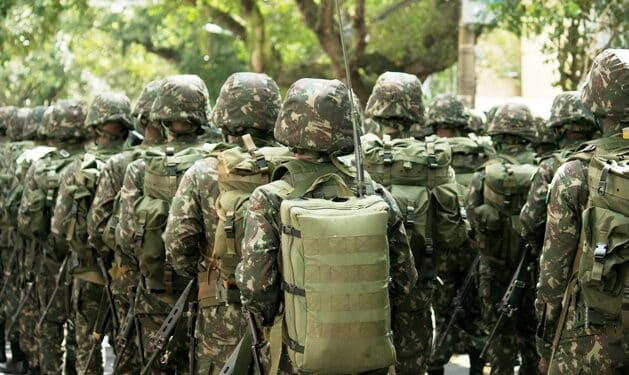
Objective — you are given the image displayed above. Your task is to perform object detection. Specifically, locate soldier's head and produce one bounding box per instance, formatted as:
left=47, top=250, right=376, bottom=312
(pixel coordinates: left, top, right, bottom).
left=23, top=106, right=49, bottom=142
left=580, top=49, right=629, bottom=137
left=548, top=91, right=597, bottom=147
left=0, top=106, right=17, bottom=138
left=8, top=107, right=31, bottom=141
left=425, top=94, right=469, bottom=138
left=485, top=105, right=500, bottom=128
left=85, top=92, right=133, bottom=145
left=465, top=109, right=486, bottom=135
left=532, top=116, right=557, bottom=156
left=150, top=74, right=213, bottom=142
left=365, top=72, right=424, bottom=138
left=47, top=99, right=90, bottom=142
left=212, top=72, right=281, bottom=145
left=487, top=103, right=536, bottom=148
left=37, top=105, right=53, bottom=141
left=133, top=79, right=164, bottom=144
left=275, top=78, right=355, bottom=158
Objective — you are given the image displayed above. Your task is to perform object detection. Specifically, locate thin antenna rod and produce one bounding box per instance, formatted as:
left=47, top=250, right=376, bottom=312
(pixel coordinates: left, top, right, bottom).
left=334, top=0, right=365, bottom=197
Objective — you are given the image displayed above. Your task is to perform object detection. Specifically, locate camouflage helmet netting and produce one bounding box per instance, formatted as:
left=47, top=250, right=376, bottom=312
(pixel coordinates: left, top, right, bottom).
left=85, top=92, right=133, bottom=129
left=274, top=78, right=354, bottom=156
left=23, top=106, right=49, bottom=140
left=8, top=107, right=31, bottom=141
left=48, top=99, right=89, bottom=141
left=132, top=79, right=163, bottom=133
left=426, top=94, right=469, bottom=129
left=487, top=103, right=536, bottom=140
left=365, top=72, right=425, bottom=125
left=212, top=72, right=281, bottom=136
left=465, top=109, right=485, bottom=134
left=534, top=116, right=556, bottom=145
left=150, top=74, right=212, bottom=128
left=580, top=49, right=629, bottom=118
left=548, top=91, right=597, bottom=132
left=37, top=106, right=53, bottom=139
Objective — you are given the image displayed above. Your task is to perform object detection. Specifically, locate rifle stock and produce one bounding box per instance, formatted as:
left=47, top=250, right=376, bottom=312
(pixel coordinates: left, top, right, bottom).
left=37, top=255, right=70, bottom=330
left=98, top=256, right=119, bottom=334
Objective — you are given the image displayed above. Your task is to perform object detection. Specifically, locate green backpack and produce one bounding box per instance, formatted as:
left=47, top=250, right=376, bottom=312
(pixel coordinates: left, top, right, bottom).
left=132, top=143, right=216, bottom=293
left=272, top=161, right=395, bottom=373
left=446, top=134, right=495, bottom=186
left=202, top=135, right=291, bottom=307
left=577, top=135, right=629, bottom=330
left=362, top=134, right=468, bottom=277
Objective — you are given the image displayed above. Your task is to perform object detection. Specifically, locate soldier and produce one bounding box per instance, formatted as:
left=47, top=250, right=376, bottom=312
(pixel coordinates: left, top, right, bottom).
left=18, top=99, right=91, bottom=375
left=86, top=80, right=164, bottom=374
left=536, top=49, right=629, bottom=375
left=164, top=72, right=283, bottom=374
left=532, top=116, right=558, bottom=157
left=465, top=103, right=539, bottom=375
left=50, top=92, right=133, bottom=374
left=236, top=78, right=418, bottom=374
left=116, top=74, right=214, bottom=373
left=423, top=94, right=491, bottom=375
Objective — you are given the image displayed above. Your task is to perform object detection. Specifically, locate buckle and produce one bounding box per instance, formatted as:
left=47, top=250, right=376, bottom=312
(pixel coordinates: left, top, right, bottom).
left=224, top=214, right=235, bottom=239
left=254, top=153, right=269, bottom=173
left=405, top=206, right=416, bottom=227
left=134, top=225, right=145, bottom=247
left=425, top=237, right=434, bottom=255
left=167, top=163, right=177, bottom=176
left=594, top=243, right=607, bottom=262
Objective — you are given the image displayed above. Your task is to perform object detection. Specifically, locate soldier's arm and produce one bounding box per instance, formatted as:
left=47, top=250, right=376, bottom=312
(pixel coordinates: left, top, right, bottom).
left=87, top=156, right=119, bottom=254
left=115, top=160, right=144, bottom=259
left=520, top=159, right=555, bottom=248
left=464, top=170, right=485, bottom=236
left=164, top=163, right=206, bottom=279
left=535, top=160, right=587, bottom=359
left=17, top=161, right=40, bottom=238
left=375, top=183, right=417, bottom=297
left=50, top=162, right=76, bottom=239
left=236, top=186, right=282, bottom=327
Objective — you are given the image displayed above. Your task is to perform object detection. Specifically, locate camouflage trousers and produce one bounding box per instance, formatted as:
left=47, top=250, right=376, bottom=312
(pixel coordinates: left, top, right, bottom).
left=19, top=280, right=40, bottom=370
left=478, top=257, right=539, bottom=375
left=194, top=303, right=246, bottom=375
left=135, top=285, right=191, bottom=374
left=111, top=269, right=143, bottom=374
left=37, top=262, right=76, bottom=374
left=73, top=279, right=105, bottom=375
left=549, top=323, right=629, bottom=375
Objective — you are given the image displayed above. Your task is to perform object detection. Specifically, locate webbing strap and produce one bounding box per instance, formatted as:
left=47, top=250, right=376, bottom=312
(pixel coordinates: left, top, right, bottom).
left=383, top=135, right=393, bottom=187
left=285, top=337, right=305, bottom=353
left=281, top=224, right=301, bottom=238
left=597, top=162, right=613, bottom=195
left=225, top=210, right=236, bottom=256
left=281, top=281, right=305, bottom=296
left=242, top=134, right=269, bottom=173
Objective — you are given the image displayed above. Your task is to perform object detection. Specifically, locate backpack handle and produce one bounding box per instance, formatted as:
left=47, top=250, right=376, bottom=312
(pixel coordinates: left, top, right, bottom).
left=302, top=173, right=355, bottom=199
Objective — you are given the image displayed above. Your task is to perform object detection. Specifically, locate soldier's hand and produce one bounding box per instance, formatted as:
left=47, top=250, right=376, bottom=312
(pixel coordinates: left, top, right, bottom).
left=538, top=358, right=549, bottom=374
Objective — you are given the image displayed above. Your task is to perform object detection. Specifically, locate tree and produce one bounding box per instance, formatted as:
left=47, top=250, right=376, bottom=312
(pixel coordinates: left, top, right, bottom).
left=486, top=0, right=628, bottom=90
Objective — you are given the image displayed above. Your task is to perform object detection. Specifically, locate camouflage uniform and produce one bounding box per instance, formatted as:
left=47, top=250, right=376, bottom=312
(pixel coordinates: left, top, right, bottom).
left=118, top=75, right=213, bottom=374
left=50, top=93, right=133, bottom=375
left=536, top=49, right=629, bottom=375
left=18, top=100, right=90, bottom=374
left=164, top=72, right=281, bottom=374
left=87, top=80, right=163, bottom=374
left=236, top=78, right=418, bottom=375
left=424, top=95, right=486, bottom=375
left=465, top=103, right=540, bottom=375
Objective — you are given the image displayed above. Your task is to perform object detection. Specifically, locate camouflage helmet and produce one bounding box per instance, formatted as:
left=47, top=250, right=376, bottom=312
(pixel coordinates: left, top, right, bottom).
left=47, top=99, right=89, bottom=141
left=274, top=78, right=354, bottom=156
left=465, top=108, right=485, bottom=134
left=425, top=94, right=469, bottom=129
left=487, top=103, right=536, bottom=140
left=365, top=72, right=425, bottom=125
left=485, top=105, right=500, bottom=125
left=150, top=74, right=212, bottom=130
left=8, top=107, right=31, bottom=141
left=0, top=106, right=17, bottom=135
left=533, top=116, right=556, bottom=146
left=85, top=92, right=133, bottom=129
left=548, top=91, right=597, bottom=132
left=132, top=79, right=163, bottom=133
left=212, top=72, right=281, bottom=136
left=581, top=49, right=629, bottom=118
left=23, top=106, right=49, bottom=140
left=37, top=106, right=53, bottom=140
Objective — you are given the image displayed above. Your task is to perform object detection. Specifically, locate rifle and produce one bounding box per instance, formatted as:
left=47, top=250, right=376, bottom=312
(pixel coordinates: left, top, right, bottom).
left=434, top=255, right=480, bottom=352
left=98, top=256, right=120, bottom=335
left=112, top=281, right=144, bottom=374
left=219, top=310, right=265, bottom=375
left=125, top=130, right=144, bottom=147
left=6, top=258, right=43, bottom=338
left=140, top=278, right=195, bottom=375
left=479, top=245, right=534, bottom=360
left=187, top=300, right=198, bottom=374
left=84, top=292, right=112, bottom=375
left=37, top=255, right=70, bottom=330
left=0, top=246, right=19, bottom=300
left=246, top=310, right=265, bottom=375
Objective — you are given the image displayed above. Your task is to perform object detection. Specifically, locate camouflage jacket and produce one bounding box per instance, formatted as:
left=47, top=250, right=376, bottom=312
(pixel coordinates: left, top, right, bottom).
left=235, top=161, right=418, bottom=326
left=115, top=158, right=145, bottom=269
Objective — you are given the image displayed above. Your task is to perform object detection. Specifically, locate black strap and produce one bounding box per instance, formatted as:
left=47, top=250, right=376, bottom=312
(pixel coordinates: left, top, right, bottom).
left=285, top=336, right=305, bottom=353
left=281, top=224, right=301, bottom=238
left=281, top=281, right=305, bottom=296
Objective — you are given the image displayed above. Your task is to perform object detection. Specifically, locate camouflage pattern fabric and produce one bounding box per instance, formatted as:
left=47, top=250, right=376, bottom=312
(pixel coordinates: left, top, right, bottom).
left=466, top=109, right=486, bottom=135
left=211, top=72, right=281, bottom=136
left=45, top=99, right=90, bottom=141
left=580, top=49, right=629, bottom=118
left=132, top=80, right=163, bottom=134
left=547, top=91, right=597, bottom=132
left=116, top=158, right=145, bottom=267
left=425, top=94, right=469, bottom=130
left=392, top=303, right=433, bottom=374
left=150, top=74, right=212, bottom=129
left=22, top=106, right=49, bottom=141
left=85, top=92, right=133, bottom=130
left=364, top=71, right=425, bottom=127
left=274, top=79, right=355, bottom=156
left=7, top=107, right=30, bottom=141
left=487, top=103, right=537, bottom=141
left=0, top=106, right=17, bottom=134
left=72, top=279, right=106, bottom=375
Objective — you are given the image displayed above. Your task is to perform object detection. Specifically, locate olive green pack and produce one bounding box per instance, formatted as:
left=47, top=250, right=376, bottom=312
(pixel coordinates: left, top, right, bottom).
left=446, top=134, right=496, bottom=186
left=578, top=135, right=629, bottom=330
left=132, top=143, right=216, bottom=292
left=273, top=161, right=395, bottom=373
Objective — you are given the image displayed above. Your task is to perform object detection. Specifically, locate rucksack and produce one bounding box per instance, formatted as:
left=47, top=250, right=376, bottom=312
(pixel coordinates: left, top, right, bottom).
left=270, top=161, right=396, bottom=373
left=577, top=135, right=629, bottom=330
left=446, top=134, right=495, bottom=186
left=362, top=134, right=468, bottom=278
left=202, top=135, right=291, bottom=307
left=132, top=143, right=216, bottom=293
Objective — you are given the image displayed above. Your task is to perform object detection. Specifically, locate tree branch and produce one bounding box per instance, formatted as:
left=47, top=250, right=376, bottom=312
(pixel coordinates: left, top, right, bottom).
left=206, top=5, right=247, bottom=40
